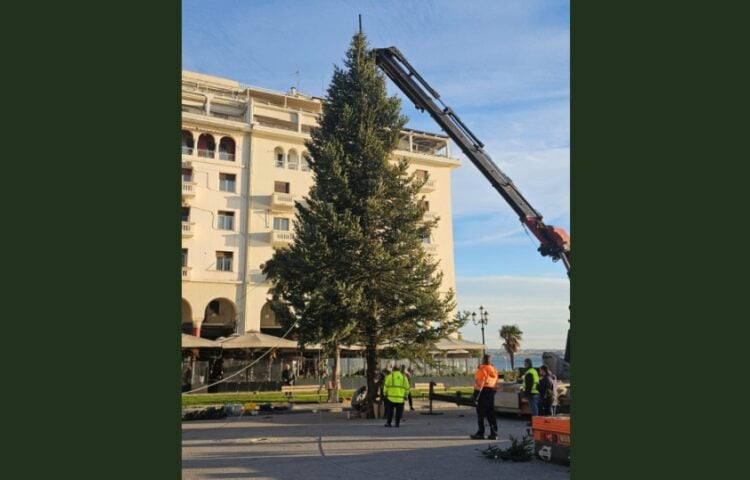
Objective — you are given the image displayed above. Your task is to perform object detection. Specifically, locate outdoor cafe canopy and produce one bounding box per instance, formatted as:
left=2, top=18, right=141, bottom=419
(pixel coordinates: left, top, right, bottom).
left=433, top=337, right=484, bottom=352
left=218, top=331, right=300, bottom=350
left=181, top=333, right=223, bottom=349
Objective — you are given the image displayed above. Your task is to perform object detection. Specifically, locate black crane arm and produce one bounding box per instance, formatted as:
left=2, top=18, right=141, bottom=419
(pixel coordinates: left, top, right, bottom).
left=374, top=47, right=570, bottom=273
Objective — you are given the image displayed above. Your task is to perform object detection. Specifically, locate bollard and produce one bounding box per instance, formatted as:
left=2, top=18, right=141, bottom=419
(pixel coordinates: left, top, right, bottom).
left=420, top=380, right=443, bottom=415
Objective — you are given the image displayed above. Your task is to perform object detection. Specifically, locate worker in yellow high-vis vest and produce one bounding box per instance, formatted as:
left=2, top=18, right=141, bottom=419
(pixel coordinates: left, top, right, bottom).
left=383, top=365, right=410, bottom=428
left=519, top=358, right=540, bottom=421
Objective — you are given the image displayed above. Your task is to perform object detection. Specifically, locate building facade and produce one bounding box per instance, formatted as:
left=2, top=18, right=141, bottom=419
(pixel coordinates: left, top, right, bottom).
left=181, top=70, right=460, bottom=339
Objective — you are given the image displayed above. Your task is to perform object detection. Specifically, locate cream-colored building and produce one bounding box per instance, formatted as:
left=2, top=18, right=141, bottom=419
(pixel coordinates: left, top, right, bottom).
left=181, top=71, right=460, bottom=339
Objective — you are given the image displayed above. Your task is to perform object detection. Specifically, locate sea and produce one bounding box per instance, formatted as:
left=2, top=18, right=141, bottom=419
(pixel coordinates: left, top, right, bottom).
left=486, top=350, right=564, bottom=372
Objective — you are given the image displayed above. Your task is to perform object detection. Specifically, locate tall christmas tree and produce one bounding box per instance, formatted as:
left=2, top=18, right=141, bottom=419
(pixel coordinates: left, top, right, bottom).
left=264, top=31, right=459, bottom=415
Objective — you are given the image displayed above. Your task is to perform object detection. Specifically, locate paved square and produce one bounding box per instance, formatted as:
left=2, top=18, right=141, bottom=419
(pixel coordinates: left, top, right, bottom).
left=182, top=406, right=570, bottom=479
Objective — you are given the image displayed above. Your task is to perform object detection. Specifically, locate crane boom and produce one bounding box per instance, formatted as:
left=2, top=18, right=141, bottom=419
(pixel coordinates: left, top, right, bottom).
left=375, top=47, right=570, bottom=274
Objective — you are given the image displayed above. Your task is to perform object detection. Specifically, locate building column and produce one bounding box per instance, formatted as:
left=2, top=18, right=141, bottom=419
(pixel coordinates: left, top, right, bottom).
left=193, top=319, right=202, bottom=338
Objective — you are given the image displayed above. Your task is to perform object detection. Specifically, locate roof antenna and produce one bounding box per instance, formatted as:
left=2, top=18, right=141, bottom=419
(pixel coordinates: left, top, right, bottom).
left=359, top=14, right=362, bottom=34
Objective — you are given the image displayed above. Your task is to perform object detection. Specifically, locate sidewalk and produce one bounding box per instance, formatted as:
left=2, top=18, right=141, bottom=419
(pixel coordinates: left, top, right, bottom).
left=182, top=404, right=570, bottom=480
left=183, top=397, right=463, bottom=416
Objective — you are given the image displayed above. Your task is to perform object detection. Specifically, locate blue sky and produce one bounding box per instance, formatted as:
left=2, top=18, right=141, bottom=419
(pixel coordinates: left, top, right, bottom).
left=183, top=0, right=570, bottom=349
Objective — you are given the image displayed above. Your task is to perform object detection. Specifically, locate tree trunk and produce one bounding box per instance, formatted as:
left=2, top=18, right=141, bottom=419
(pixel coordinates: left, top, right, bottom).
left=332, top=344, right=341, bottom=403
left=364, top=345, right=378, bottom=418
left=510, top=352, right=515, bottom=370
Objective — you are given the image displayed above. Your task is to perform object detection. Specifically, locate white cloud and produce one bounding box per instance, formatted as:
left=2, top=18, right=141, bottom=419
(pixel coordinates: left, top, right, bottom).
left=451, top=146, right=570, bottom=230
left=454, top=226, right=526, bottom=247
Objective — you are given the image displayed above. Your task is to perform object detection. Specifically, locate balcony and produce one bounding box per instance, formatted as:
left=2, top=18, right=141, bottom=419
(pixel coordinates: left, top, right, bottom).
left=182, top=181, right=196, bottom=198
left=182, top=146, right=194, bottom=156
left=271, top=230, right=294, bottom=247
left=182, top=266, right=191, bottom=280
left=271, top=192, right=296, bottom=210
left=419, top=178, right=436, bottom=192
left=218, top=151, right=235, bottom=161
left=197, top=149, right=215, bottom=159
left=423, top=243, right=438, bottom=255
left=422, top=211, right=438, bottom=222
left=182, top=160, right=192, bottom=168
left=182, top=221, right=194, bottom=237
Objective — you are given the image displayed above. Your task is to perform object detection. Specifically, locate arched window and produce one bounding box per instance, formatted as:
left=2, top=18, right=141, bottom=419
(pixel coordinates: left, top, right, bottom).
left=260, top=302, right=281, bottom=328
left=181, top=298, right=194, bottom=334
left=181, top=130, right=194, bottom=155
left=287, top=149, right=299, bottom=170
left=301, top=152, right=311, bottom=172
left=274, top=147, right=285, bottom=168
left=218, top=137, right=235, bottom=161
left=201, top=297, right=237, bottom=339
left=197, top=133, right=216, bottom=159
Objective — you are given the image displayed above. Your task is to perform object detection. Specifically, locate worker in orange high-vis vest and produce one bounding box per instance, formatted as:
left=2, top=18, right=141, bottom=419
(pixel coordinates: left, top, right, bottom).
left=470, top=354, right=499, bottom=440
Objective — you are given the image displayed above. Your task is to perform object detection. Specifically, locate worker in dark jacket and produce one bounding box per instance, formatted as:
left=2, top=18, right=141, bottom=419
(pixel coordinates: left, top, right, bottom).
left=538, top=365, right=558, bottom=416
left=470, top=354, right=499, bottom=440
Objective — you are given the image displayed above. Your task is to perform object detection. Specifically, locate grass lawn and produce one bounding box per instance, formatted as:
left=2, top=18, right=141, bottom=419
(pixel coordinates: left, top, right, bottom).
left=181, top=386, right=475, bottom=407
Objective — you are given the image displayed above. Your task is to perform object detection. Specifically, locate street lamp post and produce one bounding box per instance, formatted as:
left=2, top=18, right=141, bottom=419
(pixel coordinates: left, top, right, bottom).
left=472, top=306, right=489, bottom=356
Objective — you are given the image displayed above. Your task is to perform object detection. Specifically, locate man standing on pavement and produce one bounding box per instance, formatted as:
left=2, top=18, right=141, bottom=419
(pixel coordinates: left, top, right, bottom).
left=520, top=358, right=540, bottom=423
left=470, top=354, right=499, bottom=440
left=538, top=365, right=558, bottom=416
left=383, top=365, right=410, bottom=428
left=282, top=363, right=296, bottom=400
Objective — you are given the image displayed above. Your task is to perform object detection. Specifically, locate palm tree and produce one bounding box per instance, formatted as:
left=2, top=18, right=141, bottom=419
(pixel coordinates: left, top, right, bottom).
left=499, top=325, right=523, bottom=370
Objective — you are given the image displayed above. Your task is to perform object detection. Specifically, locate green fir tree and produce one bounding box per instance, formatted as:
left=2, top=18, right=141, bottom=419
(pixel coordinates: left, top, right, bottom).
left=263, top=31, right=460, bottom=416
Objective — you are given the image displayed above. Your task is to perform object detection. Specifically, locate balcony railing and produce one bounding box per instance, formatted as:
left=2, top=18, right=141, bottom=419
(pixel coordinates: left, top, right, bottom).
left=182, top=266, right=191, bottom=280
left=182, top=160, right=192, bottom=168
left=423, top=211, right=438, bottom=222
left=271, top=230, right=294, bottom=247
left=197, top=149, right=215, bottom=159
left=423, top=243, right=438, bottom=255
left=182, top=221, right=194, bottom=237
left=420, top=178, right=436, bottom=192
left=210, top=111, right=244, bottom=122
left=218, top=151, right=235, bottom=161
left=182, top=146, right=194, bottom=156
left=271, top=192, right=296, bottom=210
left=182, top=181, right=196, bottom=198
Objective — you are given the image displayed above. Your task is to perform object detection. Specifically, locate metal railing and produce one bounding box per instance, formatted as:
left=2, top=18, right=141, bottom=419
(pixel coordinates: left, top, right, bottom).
left=181, top=106, right=205, bottom=115
left=219, top=151, right=235, bottom=161
left=182, top=146, right=194, bottom=155
left=271, top=231, right=294, bottom=246
left=420, top=178, right=436, bottom=191
left=254, top=118, right=299, bottom=132
left=197, top=149, right=215, bottom=159
left=271, top=193, right=295, bottom=208
left=182, top=222, right=194, bottom=236
left=182, top=182, right=196, bottom=197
